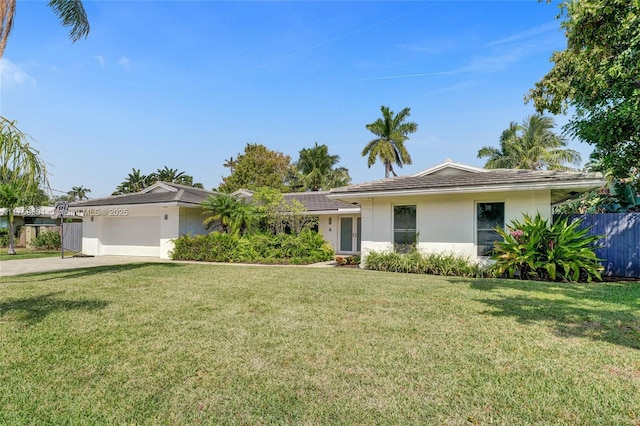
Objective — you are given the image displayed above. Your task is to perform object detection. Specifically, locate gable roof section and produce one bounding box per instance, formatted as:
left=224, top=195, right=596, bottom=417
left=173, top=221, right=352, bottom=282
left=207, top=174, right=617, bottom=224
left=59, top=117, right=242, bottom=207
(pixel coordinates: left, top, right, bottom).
left=69, top=182, right=216, bottom=208
left=412, top=159, right=485, bottom=177
left=329, top=167, right=604, bottom=204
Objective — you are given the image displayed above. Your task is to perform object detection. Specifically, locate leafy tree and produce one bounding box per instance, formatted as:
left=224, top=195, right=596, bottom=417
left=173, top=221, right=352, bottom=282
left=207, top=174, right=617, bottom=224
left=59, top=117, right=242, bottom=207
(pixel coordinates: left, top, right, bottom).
left=362, top=105, right=418, bottom=178
left=219, top=143, right=297, bottom=193
left=527, top=0, right=640, bottom=180
left=477, top=114, right=581, bottom=170
left=252, top=187, right=316, bottom=235
left=296, top=142, right=351, bottom=191
left=0, top=118, right=49, bottom=254
left=0, top=0, right=90, bottom=57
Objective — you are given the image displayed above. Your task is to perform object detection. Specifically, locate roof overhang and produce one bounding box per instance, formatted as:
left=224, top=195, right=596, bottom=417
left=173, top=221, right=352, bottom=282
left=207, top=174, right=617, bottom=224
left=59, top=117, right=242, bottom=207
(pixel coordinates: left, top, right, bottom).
left=328, top=178, right=605, bottom=204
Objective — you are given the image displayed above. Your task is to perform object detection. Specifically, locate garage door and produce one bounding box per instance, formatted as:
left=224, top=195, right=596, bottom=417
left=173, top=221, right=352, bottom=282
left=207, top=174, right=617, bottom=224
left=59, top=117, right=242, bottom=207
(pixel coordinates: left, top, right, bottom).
left=101, top=216, right=160, bottom=256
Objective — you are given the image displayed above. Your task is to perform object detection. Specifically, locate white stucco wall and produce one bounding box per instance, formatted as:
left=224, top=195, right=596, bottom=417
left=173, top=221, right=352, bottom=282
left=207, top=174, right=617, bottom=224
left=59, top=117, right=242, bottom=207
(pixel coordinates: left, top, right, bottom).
left=359, top=189, right=552, bottom=261
left=77, top=204, right=204, bottom=259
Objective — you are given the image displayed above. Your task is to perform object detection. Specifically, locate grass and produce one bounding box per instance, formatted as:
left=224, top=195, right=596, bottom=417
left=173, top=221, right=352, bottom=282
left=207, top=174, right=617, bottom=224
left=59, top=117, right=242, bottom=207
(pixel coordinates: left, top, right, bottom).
left=1, top=263, right=639, bottom=424
left=0, top=248, right=61, bottom=261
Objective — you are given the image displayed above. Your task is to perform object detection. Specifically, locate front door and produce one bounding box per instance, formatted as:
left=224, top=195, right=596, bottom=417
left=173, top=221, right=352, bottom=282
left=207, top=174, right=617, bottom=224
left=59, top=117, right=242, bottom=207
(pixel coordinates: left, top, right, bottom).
left=339, top=217, right=361, bottom=254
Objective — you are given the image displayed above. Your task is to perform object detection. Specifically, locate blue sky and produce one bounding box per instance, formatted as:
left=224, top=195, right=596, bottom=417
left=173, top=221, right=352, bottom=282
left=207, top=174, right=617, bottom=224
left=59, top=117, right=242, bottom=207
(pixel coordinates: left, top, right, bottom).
left=0, top=0, right=590, bottom=198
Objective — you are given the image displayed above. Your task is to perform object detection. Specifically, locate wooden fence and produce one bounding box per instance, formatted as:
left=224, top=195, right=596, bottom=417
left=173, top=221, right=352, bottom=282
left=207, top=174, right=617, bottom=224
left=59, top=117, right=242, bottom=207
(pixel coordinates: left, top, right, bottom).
left=562, top=213, right=640, bottom=278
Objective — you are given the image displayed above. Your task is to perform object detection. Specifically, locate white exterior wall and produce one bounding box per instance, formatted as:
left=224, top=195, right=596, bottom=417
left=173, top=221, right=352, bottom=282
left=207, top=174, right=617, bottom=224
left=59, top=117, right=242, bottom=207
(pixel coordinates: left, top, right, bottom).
left=360, top=189, right=552, bottom=261
left=317, top=213, right=361, bottom=254
left=78, top=204, right=203, bottom=259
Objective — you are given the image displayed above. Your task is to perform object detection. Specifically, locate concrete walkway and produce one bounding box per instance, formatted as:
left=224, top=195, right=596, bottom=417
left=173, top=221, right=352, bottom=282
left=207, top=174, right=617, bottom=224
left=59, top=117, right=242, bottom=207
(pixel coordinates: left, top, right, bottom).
left=0, top=255, right=339, bottom=277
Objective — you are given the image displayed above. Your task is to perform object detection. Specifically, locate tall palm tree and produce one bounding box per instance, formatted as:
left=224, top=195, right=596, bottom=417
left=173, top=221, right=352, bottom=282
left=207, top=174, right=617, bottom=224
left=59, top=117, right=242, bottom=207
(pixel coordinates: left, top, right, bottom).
left=477, top=114, right=581, bottom=171
left=362, top=105, right=418, bottom=178
left=296, top=142, right=351, bottom=191
left=0, top=118, right=49, bottom=254
left=1, top=0, right=89, bottom=58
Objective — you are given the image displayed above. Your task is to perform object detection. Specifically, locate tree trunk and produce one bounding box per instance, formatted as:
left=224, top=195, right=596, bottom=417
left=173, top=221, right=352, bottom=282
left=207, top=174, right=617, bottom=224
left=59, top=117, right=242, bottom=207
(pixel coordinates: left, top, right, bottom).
left=7, top=211, right=16, bottom=255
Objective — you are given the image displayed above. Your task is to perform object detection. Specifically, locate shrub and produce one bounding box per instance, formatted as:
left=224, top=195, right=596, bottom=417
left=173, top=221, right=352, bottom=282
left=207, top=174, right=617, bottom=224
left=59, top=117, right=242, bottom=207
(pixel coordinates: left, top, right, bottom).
left=492, top=213, right=604, bottom=282
left=0, top=228, right=9, bottom=248
left=30, top=229, right=61, bottom=250
left=364, top=250, right=496, bottom=278
left=170, top=230, right=334, bottom=264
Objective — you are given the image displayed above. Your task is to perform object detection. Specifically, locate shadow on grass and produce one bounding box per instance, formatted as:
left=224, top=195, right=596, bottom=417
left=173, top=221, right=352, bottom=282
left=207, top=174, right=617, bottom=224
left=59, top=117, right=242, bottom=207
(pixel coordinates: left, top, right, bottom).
left=0, top=291, right=109, bottom=324
left=453, top=277, right=640, bottom=349
left=3, top=262, right=187, bottom=283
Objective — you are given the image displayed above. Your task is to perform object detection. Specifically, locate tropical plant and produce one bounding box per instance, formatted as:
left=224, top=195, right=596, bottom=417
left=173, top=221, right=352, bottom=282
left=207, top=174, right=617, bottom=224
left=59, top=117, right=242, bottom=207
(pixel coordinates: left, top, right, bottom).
left=477, top=114, right=581, bottom=171
left=66, top=185, right=91, bottom=201
left=201, top=193, right=256, bottom=235
left=0, top=118, right=49, bottom=254
left=491, top=213, right=603, bottom=282
left=0, top=0, right=90, bottom=58
left=555, top=168, right=640, bottom=214
left=362, top=105, right=418, bottom=178
left=364, top=250, right=495, bottom=278
left=112, top=168, right=150, bottom=195
left=296, top=142, right=351, bottom=191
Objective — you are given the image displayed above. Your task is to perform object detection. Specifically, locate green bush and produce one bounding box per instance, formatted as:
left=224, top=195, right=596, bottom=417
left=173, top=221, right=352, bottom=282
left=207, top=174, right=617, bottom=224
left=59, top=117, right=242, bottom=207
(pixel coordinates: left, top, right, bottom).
left=0, top=228, right=9, bottom=248
left=30, top=230, right=62, bottom=250
left=492, top=213, right=604, bottom=282
left=364, top=250, right=495, bottom=278
left=170, top=229, right=334, bottom=264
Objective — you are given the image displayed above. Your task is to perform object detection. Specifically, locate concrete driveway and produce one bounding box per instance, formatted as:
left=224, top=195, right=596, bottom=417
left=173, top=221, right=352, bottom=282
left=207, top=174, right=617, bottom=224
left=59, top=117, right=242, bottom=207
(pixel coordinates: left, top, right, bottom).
left=0, top=255, right=172, bottom=277
left=0, top=255, right=339, bottom=277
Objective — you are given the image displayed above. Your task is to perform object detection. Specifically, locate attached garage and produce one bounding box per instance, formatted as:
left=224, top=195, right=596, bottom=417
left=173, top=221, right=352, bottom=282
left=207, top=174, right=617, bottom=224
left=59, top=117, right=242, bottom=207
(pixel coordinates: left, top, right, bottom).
left=70, top=182, right=214, bottom=259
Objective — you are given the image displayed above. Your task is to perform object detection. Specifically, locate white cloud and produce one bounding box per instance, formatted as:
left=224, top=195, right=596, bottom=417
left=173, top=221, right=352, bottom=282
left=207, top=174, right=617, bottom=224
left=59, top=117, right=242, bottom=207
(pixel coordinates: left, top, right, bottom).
left=94, top=55, right=106, bottom=68
left=484, top=21, right=559, bottom=48
left=0, top=58, right=36, bottom=89
left=117, top=56, right=130, bottom=70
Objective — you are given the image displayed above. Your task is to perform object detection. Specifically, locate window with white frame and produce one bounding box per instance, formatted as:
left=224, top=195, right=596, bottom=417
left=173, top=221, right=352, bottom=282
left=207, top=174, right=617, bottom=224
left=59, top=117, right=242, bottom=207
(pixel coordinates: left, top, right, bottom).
left=393, top=205, right=417, bottom=252
left=476, top=202, right=504, bottom=256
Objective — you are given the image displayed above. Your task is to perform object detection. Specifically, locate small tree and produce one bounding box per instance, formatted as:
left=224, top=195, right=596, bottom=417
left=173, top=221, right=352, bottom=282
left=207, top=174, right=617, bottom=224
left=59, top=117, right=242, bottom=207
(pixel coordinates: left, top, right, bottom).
left=252, top=187, right=316, bottom=235
left=0, top=118, right=49, bottom=254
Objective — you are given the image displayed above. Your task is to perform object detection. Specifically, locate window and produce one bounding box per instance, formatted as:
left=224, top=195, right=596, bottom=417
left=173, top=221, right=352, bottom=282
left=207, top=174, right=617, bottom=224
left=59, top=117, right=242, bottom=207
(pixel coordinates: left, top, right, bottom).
left=477, top=202, right=504, bottom=256
left=393, top=205, right=416, bottom=252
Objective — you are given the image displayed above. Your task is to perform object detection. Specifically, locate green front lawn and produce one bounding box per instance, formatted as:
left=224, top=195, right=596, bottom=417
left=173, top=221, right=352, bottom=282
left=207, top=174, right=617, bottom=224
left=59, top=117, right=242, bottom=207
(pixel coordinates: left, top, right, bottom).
left=0, top=248, right=60, bottom=261
left=1, top=264, right=639, bottom=424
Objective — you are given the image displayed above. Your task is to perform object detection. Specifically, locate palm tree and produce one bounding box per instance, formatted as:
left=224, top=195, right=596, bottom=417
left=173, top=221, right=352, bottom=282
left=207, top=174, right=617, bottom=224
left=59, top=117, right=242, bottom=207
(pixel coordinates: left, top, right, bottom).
left=150, top=166, right=185, bottom=184
left=67, top=185, right=90, bottom=201
left=1, top=0, right=90, bottom=58
left=112, top=168, right=150, bottom=195
left=362, top=105, right=418, bottom=178
left=202, top=193, right=233, bottom=233
left=296, top=142, right=351, bottom=191
left=478, top=114, right=581, bottom=171
left=0, top=118, right=49, bottom=254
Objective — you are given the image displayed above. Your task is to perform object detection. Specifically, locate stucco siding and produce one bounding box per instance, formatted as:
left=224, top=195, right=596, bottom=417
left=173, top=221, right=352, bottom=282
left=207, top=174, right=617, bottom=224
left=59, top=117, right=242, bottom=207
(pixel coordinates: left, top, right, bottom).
left=362, top=189, right=552, bottom=260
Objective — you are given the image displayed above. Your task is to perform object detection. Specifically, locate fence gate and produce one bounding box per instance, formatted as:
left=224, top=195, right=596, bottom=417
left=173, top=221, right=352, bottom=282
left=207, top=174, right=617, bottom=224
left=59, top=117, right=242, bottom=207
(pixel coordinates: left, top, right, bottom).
left=564, top=213, right=640, bottom=278
left=62, top=222, right=83, bottom=252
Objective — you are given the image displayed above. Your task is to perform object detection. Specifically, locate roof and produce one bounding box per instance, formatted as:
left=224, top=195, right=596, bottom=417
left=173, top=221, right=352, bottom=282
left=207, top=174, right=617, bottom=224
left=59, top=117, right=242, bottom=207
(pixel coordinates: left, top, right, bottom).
left=69, top=182, right=216, bottom=208
left=283, top=191, right=357, bottom=213
left=232, top=189, right=358, bottom=213
left=329, top=162, right=605, bottom=204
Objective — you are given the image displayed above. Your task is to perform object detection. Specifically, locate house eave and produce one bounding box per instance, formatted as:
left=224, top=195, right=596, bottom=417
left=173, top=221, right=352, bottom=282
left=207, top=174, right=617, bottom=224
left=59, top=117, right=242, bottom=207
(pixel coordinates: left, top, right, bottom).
left=328, top=179, right=605, bottom=201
